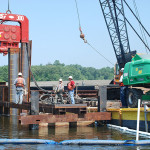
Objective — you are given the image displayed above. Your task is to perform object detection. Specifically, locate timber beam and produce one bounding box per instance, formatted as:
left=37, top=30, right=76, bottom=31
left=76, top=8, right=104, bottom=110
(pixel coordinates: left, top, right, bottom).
left=20, top=112, right=111, bottom=125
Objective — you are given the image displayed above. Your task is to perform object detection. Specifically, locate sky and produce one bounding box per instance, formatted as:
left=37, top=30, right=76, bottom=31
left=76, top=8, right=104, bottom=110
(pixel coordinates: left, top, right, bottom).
left=0, top=0, right=150, bottom=69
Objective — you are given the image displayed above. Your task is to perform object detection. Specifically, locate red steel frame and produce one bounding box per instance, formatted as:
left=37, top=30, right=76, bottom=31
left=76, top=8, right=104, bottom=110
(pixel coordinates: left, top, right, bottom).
left=0, top=12, right=29, bottom=54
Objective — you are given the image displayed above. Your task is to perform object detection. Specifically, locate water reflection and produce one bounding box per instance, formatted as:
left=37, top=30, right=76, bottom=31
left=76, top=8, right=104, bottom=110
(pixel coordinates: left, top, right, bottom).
left=0, top=116, right=145, bottom=141
left=39, top=126, right=48, bottom=138
left=0, top=116, right=150, bottom=150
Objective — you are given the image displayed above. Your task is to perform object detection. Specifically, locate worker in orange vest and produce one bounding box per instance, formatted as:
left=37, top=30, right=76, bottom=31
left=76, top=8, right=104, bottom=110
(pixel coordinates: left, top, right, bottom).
left=14, top=72, right=26, bottom=104
left=67, top=76, right=75, bottom=104
left=119, top=68, right=128, bottom=108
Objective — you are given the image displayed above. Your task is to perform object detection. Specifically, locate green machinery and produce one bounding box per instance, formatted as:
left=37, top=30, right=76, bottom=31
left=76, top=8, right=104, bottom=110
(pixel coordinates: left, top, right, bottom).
left=123, top=54, right=150, bottom=107
left=123, top=54, right=150, bottom=85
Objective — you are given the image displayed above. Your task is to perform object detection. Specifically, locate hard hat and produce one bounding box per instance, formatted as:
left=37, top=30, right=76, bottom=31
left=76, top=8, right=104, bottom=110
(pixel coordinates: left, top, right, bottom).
left=59, top=78, right=62, bottom=82
left=68, top=76, right=73, bottom=79
left=120, top=68, right=124, bottom=72
left=18, top=72, right=22, bottom=76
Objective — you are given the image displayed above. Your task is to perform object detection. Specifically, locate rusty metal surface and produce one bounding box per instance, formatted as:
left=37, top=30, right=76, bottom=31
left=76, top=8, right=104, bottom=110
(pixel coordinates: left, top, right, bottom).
left=76, top=90, right=98, bottom=98
left=54, top=104, right=87, bottom=108
left=21, top=114, right=78, bottom=125
left=0, top=82, right=6, bottom=86
left=20, top=112, right=111, bottom=125
left=1, top=101, right=87, bottom=115
left=0, top=86, right=8, bottom=101
left=0, top=101, right=30, bottom=110
left=0, top=87, right=4, bottom=114
left=0, top=85, right=8, bottom=114
left=32, top=89, right=98, bottom=98
left=31, top=86, right=119, bottom=100
left=84, top=112, right=111, bottom=121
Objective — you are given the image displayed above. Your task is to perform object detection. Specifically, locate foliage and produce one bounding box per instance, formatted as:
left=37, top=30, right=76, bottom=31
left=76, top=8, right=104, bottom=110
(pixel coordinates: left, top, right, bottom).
left=0, top=60, right=114, bottom=82
left=0, top=65, right=8, bottom=82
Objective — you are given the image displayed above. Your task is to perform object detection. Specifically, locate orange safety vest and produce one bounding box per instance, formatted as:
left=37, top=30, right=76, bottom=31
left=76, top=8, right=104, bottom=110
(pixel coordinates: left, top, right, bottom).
left=16, top=77, right=24, bottom=87
left=119, top=82, right=124, bottom=87
left=67, top=82, right=75, bottom=91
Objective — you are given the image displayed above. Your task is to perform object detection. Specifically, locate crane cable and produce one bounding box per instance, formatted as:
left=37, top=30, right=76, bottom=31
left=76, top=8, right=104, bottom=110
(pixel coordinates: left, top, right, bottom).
left=132, top=0, right=149, bottom=54
left=123, top=0, right=150, bottom=52
left=123, top=0, right=150, bottom=38
left=86, top=42, right=114, bottom=66
left=114, top=3, right=150, bottom=52
left=6, top=0, right=11, bottom=14
left=74, top=0, right=81, bottom=29
left=1, top=0, right=12, bottom=24
left=74, top=0, right=114, bottom=66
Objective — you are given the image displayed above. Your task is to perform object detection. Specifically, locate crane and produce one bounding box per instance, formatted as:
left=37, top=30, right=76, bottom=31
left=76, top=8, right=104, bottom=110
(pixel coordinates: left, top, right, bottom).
left=99, top=0, right=136, bottom=69
left=99, top=0, right=136, bottom=84
left=99, top=0, right=150, bottom=107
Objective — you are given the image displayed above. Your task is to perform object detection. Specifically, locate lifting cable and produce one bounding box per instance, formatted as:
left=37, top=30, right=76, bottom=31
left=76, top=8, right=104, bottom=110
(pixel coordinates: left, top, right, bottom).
left=6, top=0, right=11, bottom=14
left=123, top=0, right=150, bottom=52
left=132, top=0, right=149, bottom=54
left=74, top=0, right=114, bottom=66
left=1, top=0, right=11, bottom=24
left=123, top=0, right=150, bottom=38
left=115, top=4, right=150, bottom=52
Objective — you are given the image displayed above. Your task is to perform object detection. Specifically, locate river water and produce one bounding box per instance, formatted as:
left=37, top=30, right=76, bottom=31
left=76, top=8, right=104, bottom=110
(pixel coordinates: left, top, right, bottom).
left=0, top=116, right=150, bottom=150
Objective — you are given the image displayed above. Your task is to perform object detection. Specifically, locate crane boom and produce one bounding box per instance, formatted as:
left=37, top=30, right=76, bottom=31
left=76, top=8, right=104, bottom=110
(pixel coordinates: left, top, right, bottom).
left=99, top=0, right=136, bottom=69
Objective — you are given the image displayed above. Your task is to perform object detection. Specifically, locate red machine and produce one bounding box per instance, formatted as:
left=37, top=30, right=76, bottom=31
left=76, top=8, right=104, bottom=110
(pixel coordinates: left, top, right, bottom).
left=0, top=13, right=29, bottom=55
left=0, top=11, right=31, bottom=108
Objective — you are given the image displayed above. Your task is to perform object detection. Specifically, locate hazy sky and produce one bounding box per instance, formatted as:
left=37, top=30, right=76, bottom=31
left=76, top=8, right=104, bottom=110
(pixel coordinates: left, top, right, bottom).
left=0, top=0, right=150, bottom=69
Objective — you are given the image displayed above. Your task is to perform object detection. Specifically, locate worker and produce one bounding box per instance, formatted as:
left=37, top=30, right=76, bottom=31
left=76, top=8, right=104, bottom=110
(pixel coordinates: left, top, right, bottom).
left=119, top=68, right=128, bottom=108
left=67, top=76, right=75, bottom=104
left=14, top=72, right=26, bottom=104
left=55, top=78, right=64, bottom=103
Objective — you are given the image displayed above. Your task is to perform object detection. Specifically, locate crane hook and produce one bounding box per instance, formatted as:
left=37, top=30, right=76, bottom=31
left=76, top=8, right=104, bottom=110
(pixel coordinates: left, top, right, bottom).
left=79, top=27, right=87, bottom=43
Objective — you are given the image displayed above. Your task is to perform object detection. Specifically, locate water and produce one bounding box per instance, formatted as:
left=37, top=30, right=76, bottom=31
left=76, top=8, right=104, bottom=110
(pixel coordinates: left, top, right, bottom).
left=0, top=116, right=150, bottom=150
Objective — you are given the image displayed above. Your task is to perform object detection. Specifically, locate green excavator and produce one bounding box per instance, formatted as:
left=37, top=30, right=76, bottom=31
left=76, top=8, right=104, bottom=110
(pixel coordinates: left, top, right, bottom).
left=123, top=54, right=150, bottom=107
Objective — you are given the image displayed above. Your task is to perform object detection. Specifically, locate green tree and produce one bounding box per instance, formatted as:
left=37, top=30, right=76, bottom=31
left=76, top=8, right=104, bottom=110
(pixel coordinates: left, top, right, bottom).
left=0, top=61, right=114, bottom=82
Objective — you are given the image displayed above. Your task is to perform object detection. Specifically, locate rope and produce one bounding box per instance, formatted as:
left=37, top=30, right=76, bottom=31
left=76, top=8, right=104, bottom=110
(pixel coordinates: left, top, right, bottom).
left=74, top=0, right=114, bottom=66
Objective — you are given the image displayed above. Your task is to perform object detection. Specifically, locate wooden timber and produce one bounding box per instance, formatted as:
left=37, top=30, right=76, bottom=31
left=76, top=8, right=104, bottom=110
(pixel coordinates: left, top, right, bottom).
left=20, top=112, right=111, bottom=125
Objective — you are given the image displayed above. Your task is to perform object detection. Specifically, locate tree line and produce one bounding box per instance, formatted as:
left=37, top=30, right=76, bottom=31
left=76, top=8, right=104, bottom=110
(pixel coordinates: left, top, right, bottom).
left=0, top=60, right=114, bottom=82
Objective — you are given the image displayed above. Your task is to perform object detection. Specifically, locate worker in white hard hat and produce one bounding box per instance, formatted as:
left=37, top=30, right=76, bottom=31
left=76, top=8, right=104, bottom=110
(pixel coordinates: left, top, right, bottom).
left=119, top=68, right=128, bottom=108
left=55, top=78, right=64, bottom=103
left=14, top=72, right=26, bottom=104
left=67, top=76, right=76, bottom=104
left=120, top=68, right=124, bottom=72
